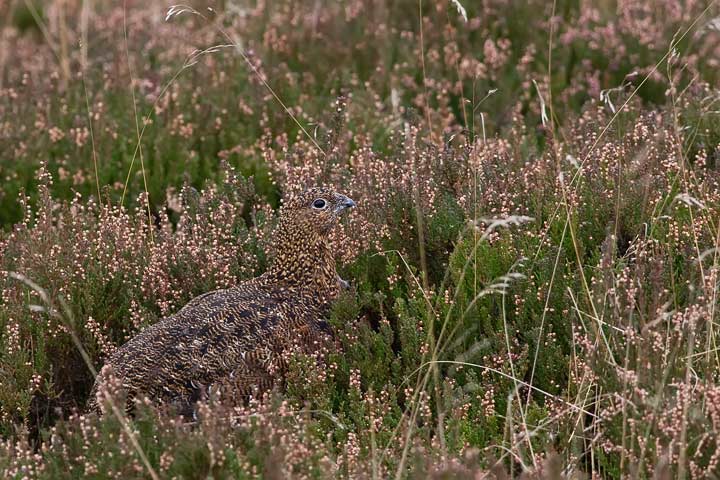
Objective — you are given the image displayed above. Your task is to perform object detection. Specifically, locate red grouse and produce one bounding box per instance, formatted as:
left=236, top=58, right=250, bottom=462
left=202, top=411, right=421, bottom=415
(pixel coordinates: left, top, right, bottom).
left=88, top=187, right=355, bottom=414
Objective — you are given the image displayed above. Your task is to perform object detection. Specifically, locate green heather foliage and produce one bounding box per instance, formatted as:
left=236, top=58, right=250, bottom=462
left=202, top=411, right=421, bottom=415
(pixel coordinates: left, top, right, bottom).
left=2, top=0, right=720, bottom=478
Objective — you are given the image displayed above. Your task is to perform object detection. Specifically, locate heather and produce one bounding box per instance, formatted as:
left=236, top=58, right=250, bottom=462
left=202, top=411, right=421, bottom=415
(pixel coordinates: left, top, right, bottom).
left=2, top=0, right=720, bottom=478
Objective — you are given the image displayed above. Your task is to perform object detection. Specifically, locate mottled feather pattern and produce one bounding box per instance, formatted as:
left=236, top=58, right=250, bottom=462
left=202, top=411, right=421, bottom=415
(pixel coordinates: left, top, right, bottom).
left=88, top=187, right=355, bottom=414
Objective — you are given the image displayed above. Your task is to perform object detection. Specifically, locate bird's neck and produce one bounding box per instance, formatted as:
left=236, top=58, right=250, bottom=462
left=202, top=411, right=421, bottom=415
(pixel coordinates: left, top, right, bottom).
left=263, top=222, right=338, bottom=292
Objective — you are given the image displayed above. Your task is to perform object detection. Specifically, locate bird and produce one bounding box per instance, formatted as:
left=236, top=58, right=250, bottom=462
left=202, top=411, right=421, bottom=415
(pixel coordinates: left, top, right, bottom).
left=87, top=186, right=356, bottom=415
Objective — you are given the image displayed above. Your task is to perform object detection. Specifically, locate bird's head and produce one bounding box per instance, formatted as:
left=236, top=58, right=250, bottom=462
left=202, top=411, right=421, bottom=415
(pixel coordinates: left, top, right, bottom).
left=279, top=187, right=356, bottom=236
left=267, top=187, right=355, bottom=287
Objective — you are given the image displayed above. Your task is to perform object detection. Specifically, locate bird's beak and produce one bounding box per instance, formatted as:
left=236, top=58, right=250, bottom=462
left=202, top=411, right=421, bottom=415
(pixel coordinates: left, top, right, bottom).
left=335, top=195, right=356, bottom=214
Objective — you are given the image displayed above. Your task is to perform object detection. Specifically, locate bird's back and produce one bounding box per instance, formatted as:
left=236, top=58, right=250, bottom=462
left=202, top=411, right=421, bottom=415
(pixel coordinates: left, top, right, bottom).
left=89, top=279, right=332, bottom=413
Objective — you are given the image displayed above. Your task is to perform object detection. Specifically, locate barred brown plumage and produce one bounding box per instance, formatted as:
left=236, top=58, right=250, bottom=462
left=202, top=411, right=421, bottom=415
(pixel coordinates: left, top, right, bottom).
left=87, top=187, right=356, bottom=415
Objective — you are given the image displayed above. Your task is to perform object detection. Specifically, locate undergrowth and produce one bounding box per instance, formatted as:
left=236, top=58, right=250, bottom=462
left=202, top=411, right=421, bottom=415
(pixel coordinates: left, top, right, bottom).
left=2, top=0, right=720, bottom=478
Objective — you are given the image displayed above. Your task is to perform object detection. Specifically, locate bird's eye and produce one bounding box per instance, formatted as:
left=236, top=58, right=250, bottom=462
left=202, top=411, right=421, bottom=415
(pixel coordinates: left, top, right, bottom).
left=312, top=198, right=327, bottom=209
